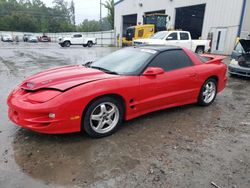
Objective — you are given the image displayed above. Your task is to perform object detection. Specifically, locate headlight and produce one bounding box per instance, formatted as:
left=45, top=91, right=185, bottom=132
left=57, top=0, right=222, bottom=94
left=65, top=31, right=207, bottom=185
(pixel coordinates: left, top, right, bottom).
left=27, top=90, right=62, bottom=103
left=230, top=59, right=238, bottom=65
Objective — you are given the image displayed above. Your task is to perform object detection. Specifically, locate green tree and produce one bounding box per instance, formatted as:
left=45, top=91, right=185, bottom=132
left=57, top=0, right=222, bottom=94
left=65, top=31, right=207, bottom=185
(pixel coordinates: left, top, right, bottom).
left=103, top=0, right=114, bottom=29
left=69, top=0, right=75, bottom=26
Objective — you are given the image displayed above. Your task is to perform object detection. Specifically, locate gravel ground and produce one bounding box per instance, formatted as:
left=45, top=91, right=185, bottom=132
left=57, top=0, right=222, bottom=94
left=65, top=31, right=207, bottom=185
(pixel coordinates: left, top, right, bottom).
left=0, top=42, right=249, bottom=188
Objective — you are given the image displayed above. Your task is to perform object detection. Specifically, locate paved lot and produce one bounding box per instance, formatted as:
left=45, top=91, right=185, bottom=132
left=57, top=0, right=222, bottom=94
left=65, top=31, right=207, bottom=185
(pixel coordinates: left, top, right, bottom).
left=0, top=42, right=250, bottom=188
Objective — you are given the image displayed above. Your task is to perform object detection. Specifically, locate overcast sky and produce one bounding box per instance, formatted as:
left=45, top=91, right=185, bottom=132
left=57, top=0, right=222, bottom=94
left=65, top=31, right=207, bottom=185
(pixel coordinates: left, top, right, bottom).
left=42, top=0, right=109, bottom=24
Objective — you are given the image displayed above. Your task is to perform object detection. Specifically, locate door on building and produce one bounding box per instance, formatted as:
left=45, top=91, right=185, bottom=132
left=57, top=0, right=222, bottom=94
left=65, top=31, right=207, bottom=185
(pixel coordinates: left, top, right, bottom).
left=122, top=14, right=137, bottom=37
left=212, top=28, right=227, bottom=54
left=175, top=4, right=206, bottom=39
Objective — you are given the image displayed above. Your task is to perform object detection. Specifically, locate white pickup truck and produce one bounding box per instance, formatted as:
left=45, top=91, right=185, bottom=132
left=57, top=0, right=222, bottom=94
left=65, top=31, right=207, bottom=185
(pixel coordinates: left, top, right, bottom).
left=59, top=34, right=97, bottom=47
left=133, top=31, right=210, bottom=54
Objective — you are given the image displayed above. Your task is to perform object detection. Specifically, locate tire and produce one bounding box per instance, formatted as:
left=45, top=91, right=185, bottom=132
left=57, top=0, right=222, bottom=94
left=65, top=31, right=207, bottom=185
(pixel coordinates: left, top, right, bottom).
left=64, top=41, right=70, bottom=47
left=60, top=43, right=64, bottom=47
left=87, top=41, right=93, bottom=47
left=82, top=96, right=124, bottom=138
left=198, top=78, right=217, bottom=106
left=195, top=47, right=204, bottom=54
left=83, top=44, right=87, bottom=47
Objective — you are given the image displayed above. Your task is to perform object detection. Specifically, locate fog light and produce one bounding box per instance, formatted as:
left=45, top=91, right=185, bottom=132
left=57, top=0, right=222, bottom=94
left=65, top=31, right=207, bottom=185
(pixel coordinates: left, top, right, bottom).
left=49, top=113, right=56, bottom=119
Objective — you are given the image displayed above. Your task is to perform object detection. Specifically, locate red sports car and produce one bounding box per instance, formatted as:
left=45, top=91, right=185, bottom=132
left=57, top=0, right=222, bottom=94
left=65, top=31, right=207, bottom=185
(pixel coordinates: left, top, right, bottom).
left=7, top=46, right=227, bottom=138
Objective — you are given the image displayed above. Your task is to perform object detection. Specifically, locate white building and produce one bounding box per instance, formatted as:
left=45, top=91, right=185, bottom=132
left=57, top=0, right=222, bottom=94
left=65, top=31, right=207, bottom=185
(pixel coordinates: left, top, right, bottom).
left=114, top=0, right=250, bottom=54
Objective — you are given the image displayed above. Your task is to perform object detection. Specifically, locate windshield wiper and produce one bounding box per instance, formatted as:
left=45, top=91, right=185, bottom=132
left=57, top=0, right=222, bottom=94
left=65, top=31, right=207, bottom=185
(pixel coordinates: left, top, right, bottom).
left=83, top=61, right=93, bottom=67
left=90, top=66, right=119, bottom=75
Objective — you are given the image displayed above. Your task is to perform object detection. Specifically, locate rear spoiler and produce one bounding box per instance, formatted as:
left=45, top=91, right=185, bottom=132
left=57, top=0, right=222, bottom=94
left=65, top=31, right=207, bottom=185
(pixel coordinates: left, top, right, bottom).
left=201, top=54, right=227, bottom=64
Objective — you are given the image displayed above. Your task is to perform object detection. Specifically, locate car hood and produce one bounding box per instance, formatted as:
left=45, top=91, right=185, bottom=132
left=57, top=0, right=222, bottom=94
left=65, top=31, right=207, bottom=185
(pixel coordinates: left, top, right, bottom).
left=239, top=39, right=250, bottom=53
left=134, top=38, right=164, bottom=44
left=20, top=65, right=118, bottom=91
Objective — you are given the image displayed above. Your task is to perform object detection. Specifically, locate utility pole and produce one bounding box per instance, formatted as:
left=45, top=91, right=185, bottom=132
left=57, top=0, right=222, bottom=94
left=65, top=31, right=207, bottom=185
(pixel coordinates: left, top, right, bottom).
left=100, top=0, right=103, bottom=47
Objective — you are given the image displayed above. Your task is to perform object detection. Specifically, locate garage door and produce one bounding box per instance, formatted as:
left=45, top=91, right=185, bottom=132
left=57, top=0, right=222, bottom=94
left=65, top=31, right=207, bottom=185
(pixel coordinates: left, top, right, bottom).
left=122, top=14, right=137, bottom=37
left=175, top=4, right=206, bottom=39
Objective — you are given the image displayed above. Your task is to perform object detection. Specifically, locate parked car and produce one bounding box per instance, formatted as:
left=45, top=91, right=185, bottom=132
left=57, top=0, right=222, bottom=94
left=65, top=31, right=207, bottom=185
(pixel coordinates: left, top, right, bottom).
left=38, top=35, right=51, bottom=42
left=27, top=35, right=38, bottom=43
left=7, top=45, right=227, bottom=138
left=58, top=34, right=97, bottom=47
left=1, top=34, right=13, bottom=42
left=228, top=39, right=250, bottom=77
left=133, top=31, right=211, bottom=54
left=23, top=34, right=33, bottom=42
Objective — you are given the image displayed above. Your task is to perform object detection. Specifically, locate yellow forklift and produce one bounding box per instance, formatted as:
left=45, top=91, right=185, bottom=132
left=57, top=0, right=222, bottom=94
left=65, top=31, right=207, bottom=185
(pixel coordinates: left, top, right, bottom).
left=122, top=13, right=170, bottom=46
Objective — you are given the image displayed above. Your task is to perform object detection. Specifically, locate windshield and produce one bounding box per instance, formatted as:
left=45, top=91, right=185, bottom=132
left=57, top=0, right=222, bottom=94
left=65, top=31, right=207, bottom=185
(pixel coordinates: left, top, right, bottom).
left=151, top=31, right=168, bottom=39
left=89, top=48, right=154, bottom=75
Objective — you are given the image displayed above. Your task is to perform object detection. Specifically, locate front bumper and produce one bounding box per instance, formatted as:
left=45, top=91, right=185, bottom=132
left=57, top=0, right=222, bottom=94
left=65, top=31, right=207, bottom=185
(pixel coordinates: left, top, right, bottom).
left=228, top=63, right=250, bottom=77
left=7, top=90, right=82, bottom=134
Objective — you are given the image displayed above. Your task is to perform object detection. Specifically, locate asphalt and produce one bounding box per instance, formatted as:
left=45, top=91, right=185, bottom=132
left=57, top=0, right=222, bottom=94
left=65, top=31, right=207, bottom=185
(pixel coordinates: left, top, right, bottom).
left=0, top=42, right=250, bottom=188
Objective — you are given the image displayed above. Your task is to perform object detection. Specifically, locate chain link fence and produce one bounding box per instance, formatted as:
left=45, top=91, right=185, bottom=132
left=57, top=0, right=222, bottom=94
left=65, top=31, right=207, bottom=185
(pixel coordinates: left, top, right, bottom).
left=0, top=30, right=116, bottom=46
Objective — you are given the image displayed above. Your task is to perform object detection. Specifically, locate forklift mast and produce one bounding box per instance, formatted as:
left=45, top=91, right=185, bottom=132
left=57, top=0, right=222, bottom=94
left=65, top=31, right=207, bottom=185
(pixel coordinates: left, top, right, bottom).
left=143, top=13, right=170, bottom=32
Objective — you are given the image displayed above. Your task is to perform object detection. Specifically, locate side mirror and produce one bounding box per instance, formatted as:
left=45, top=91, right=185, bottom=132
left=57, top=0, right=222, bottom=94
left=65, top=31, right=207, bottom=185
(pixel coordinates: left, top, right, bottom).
left=143, top=67, right=165, bottom=76
left=166, top=36, right=173, bottom=40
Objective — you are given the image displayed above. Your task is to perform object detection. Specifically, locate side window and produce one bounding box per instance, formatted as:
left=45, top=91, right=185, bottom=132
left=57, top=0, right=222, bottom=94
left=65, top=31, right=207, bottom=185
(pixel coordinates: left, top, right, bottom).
left=166, top=33, right=177, bottom=40
left=138, top=29, right=144, bottom=38
left=73, top=34, right=82, bottom=38
left=149, top=50, right=193, bottom=71
left=180, top=32, right=189, bottom=40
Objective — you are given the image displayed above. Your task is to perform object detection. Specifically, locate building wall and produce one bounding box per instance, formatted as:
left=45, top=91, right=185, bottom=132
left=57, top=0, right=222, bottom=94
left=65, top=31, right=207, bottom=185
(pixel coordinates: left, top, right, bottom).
left=241, top=0, right=250, bottom=39
left=115, top=0, right=244, bottom=54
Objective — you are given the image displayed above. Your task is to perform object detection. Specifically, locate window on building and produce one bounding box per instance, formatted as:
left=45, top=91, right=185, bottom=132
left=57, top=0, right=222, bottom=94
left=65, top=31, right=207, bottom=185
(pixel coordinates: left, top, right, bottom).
left=166, top=33, right=177, bottom=40
left=180, top=32, right=189, bottom=40
left=149, top=50, right=193, bottom=71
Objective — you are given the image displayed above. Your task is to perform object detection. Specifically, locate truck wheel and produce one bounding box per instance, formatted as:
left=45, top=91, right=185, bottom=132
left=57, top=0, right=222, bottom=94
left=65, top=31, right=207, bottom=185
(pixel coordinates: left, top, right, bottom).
left=60, top=43, right=65, bottom=47
left=83, top=44, right=87, bottom=47
left=87, top=41, right=93, bottom=47
left=195, top=47, right=204, bottom=54
left=64, top=41, right=70, bottom=47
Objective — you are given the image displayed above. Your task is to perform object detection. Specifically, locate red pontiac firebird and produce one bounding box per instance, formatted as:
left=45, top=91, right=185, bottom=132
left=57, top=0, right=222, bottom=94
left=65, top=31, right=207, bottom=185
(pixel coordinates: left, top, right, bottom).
left=7, top=46, right=227, bottom=138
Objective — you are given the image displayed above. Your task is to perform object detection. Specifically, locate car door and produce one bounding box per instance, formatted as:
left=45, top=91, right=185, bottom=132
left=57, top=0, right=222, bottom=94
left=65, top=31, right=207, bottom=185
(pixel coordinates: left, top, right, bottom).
left=71, top=34, right=82, bottom=44
left=139, top=49, right=200, bottom=112
left=164, top=32, right=179, bottom=46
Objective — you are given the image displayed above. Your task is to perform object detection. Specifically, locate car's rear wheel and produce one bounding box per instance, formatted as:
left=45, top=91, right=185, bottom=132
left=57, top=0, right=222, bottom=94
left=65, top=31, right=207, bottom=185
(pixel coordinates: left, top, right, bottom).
left=195, top=47, right=204, bottom=54
left=82, top=96, right=124, bottom=138
left=87, top=41, right=93, bottom=47
left=83, top=44, right=87, bottom=47
left=198, top=78, right=217, bottom=106
left=64, top=41, right=70, bottom=47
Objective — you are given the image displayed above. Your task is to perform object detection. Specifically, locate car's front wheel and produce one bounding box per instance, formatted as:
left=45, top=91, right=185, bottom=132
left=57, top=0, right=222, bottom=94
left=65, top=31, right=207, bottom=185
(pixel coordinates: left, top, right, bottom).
left=64, top=41, right=71, bottom=47
left=82, top=96, right=124, bottom=138
left=198, top=78, right=217, bottom=106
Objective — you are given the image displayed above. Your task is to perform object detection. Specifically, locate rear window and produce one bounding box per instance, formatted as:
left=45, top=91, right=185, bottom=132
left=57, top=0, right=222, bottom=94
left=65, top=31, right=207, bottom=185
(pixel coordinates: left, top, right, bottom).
left=180, top=32, right=189, bottom=40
